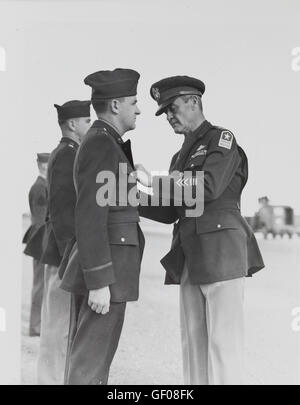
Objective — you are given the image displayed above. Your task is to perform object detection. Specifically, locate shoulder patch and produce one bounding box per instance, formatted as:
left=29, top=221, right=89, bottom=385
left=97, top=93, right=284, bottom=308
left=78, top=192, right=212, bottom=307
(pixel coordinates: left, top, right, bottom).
left=218, top=130, right=233, bottom=149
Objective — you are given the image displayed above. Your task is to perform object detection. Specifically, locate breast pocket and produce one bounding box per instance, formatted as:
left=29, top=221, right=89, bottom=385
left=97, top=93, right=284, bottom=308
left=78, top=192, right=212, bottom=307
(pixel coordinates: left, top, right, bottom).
left=184, top=154, right=207, bottom=170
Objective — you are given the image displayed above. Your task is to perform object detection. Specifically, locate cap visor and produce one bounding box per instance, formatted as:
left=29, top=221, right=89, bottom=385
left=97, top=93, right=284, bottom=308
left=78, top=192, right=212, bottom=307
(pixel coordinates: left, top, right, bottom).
left=155, top=97, right=178, bottom=116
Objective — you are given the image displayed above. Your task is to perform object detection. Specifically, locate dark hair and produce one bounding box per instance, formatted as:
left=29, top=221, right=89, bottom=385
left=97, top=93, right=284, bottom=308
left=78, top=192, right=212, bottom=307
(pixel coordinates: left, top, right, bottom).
left=58, top=119, right=67, bottom=127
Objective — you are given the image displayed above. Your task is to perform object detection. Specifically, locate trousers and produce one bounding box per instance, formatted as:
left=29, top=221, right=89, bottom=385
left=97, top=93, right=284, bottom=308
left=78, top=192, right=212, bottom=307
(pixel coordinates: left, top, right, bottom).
left=29, top=259, right=45, bottom=336
left=37, top=264, right=71, bottom=385
left=64, top=293, right=126, bottom=385
left=180, top=264, right=245, bottom=385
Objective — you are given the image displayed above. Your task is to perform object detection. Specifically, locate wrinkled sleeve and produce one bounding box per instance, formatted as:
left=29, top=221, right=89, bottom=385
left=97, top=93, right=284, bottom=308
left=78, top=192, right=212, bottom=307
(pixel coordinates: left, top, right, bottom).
left=138, top=153, right=179, bottom=224
left=149, top=131, right=241, bottom=207
left=198, top=131, right=241, bottom=201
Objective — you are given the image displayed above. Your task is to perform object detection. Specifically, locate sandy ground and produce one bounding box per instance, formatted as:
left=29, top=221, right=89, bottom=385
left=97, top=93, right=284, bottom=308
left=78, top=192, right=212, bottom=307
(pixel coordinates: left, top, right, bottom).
left=21, top=219, right=300, bottom=385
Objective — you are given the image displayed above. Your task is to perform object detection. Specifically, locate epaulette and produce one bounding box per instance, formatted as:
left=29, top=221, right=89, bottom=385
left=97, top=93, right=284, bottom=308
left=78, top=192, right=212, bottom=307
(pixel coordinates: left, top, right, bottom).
left=213, top=125, right=234, bottom=135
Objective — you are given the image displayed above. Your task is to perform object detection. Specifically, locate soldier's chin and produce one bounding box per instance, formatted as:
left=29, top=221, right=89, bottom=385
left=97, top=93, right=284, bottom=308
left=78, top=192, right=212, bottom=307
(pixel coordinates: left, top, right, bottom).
left=127, top=123, right=136, bottom=132
left=172, top=125, right=183, bottom=134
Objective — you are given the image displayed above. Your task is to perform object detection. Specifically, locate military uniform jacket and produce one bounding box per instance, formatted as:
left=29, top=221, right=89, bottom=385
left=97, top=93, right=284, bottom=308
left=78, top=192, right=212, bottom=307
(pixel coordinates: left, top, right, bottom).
left=23, top=176, right=48, bottom=258
left=60, top=119, right=145, bottom=302
left=40, top=137, right=79, bottom=267
left=140, top=120, right=264, bottom=284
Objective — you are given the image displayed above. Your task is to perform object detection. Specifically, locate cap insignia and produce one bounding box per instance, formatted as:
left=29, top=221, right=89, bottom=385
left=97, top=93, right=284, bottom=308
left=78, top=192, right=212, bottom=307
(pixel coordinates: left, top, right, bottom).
left=152, top=87, right=160, bottom=101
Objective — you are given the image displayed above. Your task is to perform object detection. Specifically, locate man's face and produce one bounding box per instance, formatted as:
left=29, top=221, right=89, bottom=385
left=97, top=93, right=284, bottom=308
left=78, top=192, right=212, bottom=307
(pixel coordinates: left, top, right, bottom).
left=38, top=162, right=48, bottom=177
left=165, top=97, right=194, bottom=134
left=118, top=95, right=141, bottom=132
left=74, top=117, right=92, bottom=140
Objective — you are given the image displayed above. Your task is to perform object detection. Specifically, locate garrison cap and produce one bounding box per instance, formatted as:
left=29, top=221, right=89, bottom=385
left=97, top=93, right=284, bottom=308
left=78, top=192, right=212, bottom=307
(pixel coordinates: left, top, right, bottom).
left=84, top=68, right=140, bottom=100
left=54, top=100, right=91, bottom=121
left=150, top=75, right=205, bottom=116
left=37, top=153, right=50, bottom=163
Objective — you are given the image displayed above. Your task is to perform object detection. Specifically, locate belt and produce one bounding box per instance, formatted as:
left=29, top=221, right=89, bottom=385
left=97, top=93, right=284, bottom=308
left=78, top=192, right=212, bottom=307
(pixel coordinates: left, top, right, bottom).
left=107, top=209, right=140, bottom=224
left=204, top=199, right=241, bottom=212
left=177, top=200, right=241, bottom=221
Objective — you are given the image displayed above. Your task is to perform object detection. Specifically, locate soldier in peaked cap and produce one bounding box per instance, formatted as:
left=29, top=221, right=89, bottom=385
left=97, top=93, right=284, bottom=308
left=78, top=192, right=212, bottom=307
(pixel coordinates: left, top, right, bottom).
left=23, top=153, right=50, bottom=336
left=60, top=68, right=145, bottom=385
left=36, top=100, right=91, bottom=385
left=137, top=75, right=265, bottom=385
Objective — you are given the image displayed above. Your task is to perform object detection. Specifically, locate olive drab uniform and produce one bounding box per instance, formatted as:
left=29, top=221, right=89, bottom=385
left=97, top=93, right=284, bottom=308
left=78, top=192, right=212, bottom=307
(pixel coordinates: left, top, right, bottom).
left=40, top=137, right=79, bottom=267
left=37, top=137, right=79, bottom=385
left=60, top=68, right=143, bottom=386
left=61, top=119, right=145, bottom=385
left=140, top=119, right=265, bottom=384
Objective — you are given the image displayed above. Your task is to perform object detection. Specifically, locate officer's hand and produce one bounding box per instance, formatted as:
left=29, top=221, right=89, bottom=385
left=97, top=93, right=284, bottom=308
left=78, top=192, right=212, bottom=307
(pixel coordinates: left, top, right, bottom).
left=88, top=287, right=110, bottom=315
left=134, top=163, right=152, bottom=187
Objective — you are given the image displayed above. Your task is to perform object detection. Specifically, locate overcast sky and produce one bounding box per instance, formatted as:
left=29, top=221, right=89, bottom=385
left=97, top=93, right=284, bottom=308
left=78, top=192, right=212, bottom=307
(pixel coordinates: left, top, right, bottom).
left=0, top=0, right=300, bottom=216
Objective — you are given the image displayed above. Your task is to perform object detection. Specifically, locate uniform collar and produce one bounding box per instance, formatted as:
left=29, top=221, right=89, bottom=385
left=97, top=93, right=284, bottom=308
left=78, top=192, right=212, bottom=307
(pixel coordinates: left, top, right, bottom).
left=60, top=136, right=79, bottom=149
left=191, top=120, right=213, bottom=139
left=91, top=119, right=124, bottom=145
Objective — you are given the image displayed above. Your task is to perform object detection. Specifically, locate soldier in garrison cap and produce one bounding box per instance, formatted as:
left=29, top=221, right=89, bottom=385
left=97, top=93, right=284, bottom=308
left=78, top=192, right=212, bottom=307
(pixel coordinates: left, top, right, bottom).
left=60, top=68, right=145, bottom=385
left=137, top=75, right=265, bottom=385
left=23, top=153, right=50, bottom=336
left=36, top=100, right=91, bottom=385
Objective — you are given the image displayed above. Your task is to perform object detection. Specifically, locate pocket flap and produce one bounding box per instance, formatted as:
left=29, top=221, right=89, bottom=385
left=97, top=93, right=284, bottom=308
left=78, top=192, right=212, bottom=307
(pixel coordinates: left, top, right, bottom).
left=196, top=211, right=241, bottom=234
left=108, top=223, right=139, bottom=245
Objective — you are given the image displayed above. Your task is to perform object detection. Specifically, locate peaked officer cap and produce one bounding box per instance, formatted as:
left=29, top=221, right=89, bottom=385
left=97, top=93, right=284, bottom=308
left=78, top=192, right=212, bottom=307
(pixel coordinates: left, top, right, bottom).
left=84, top=68, right=140, bottom=100
left=54, top=100, right=91, bottom=121
left=150, top=75, right=205, bottom=116
left=37, top=153, right=50, bottom=163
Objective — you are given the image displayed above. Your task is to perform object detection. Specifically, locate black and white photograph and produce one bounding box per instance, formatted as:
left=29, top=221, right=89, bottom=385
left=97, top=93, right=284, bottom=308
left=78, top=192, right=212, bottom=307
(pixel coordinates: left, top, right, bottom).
left=0, top=0, right=299, bottom=388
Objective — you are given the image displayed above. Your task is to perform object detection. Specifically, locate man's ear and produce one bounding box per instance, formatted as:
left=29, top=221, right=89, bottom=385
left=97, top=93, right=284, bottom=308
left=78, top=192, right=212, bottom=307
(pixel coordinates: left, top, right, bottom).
left=66, top=118, right=76, bottom=131
left=191, top=95, right=198, bottom=110
left=111, top=99, right=120, bottom=114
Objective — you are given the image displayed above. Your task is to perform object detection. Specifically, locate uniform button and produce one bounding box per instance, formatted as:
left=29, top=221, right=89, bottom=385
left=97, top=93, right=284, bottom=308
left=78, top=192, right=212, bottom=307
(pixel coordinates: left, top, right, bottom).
left=217, top=224, right=222, bottom=228
left=121, top=237, right=125, bottom=242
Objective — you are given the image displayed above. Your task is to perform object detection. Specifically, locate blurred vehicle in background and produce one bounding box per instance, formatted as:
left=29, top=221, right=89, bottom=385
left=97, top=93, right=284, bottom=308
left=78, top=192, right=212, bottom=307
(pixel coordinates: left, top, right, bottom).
left=245, top=196, right=300, bottom=239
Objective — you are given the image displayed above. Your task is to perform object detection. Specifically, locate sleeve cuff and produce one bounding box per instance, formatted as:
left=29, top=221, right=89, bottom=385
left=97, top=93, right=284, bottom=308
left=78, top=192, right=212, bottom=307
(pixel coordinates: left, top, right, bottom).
left=83, top=262, right=116, bottom=290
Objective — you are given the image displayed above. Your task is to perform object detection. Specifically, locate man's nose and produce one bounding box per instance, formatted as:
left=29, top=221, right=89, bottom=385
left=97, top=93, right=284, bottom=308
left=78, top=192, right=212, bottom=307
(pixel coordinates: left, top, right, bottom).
left=166, top=109, right=173, bottom=121
left=136, top=106, right=141, bottom=115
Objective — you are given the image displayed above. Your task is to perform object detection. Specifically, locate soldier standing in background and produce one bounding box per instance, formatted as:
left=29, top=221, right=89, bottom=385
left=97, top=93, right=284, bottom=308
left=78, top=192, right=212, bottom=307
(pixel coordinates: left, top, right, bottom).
left=23, top=153, right=50, bottom=336
left=37, top=101, right=91, bottom=384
